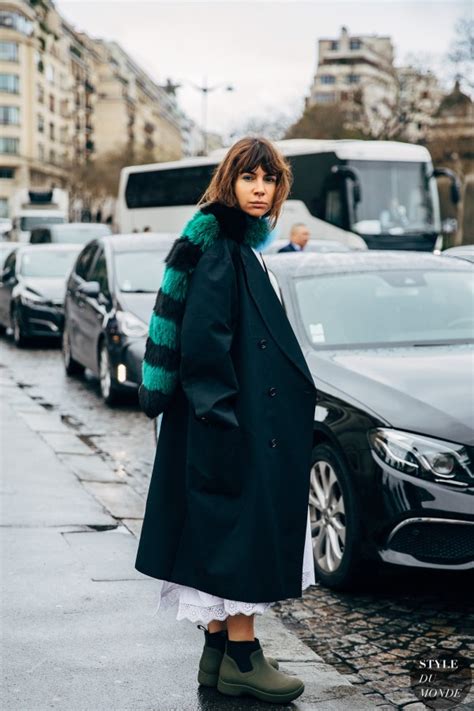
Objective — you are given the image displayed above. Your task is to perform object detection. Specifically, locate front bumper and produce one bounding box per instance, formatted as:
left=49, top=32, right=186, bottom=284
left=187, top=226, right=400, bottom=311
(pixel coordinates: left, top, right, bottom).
left=106, top=336, right=146, bottom=389
left=360, top=447, right=474, bottom=570
left=20, top=302, right=64, bottom=337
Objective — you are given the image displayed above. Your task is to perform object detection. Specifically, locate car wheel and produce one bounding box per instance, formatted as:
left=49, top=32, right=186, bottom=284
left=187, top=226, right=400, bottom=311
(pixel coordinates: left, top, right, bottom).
left=62, top=325, right=85, bottom=376
left=309, top=442, right=375, bottom=591
left=12, top=306, right=28, bottom=348
left=99, top=340, right=121, bottom=406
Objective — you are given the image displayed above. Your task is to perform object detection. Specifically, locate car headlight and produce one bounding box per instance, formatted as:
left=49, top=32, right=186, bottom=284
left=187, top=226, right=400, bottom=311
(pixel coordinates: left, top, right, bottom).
left=115, top=310, right=148, bottom=337
left=21, top=289, right=47, bottom=306
left=368, top=428, right=473, bottom=487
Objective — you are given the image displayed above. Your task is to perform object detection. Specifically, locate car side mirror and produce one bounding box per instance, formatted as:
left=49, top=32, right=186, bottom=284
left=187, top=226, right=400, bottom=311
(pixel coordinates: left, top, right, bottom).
left=78, top=280, right=100, bottom=298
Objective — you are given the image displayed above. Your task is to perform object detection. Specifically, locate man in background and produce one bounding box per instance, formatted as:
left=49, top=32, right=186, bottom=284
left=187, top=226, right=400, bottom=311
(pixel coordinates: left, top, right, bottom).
left=278, top=223, right=310, bottom=252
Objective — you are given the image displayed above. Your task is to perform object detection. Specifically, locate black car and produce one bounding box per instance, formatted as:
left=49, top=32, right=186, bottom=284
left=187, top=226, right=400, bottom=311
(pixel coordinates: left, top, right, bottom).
left=261, top=250, right=474, bottom=589
left=0, top=244, right=81, bottom=346
left=62, top=233, right=176, bottom=404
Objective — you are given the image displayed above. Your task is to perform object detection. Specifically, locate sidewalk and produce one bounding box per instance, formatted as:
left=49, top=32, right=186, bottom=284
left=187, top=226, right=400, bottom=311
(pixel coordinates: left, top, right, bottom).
left=1, top=368, right=376, bottom=711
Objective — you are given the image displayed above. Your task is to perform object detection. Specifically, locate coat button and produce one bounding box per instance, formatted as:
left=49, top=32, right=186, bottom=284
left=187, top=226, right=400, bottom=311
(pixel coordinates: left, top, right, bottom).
left=269, top=438, right=278, bottom=448
left=258, top=338, right=267, bottom=349
left=199, top=415, right=209, bottom=423
left=268, top=386, right=277, bottom=397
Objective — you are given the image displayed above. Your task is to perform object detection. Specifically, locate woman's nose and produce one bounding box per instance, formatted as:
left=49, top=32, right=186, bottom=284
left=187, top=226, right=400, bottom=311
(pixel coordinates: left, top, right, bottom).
left=253, top=181, right=265, bottom=195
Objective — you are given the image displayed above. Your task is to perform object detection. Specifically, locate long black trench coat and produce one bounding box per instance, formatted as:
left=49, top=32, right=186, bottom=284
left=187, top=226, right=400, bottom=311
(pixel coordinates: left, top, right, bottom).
left=135, top=233, right=317, bottom=603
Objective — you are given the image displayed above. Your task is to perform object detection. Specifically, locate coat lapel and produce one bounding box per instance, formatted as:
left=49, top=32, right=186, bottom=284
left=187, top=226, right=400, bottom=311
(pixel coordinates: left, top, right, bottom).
left=239, top=245, right=315, bottom=388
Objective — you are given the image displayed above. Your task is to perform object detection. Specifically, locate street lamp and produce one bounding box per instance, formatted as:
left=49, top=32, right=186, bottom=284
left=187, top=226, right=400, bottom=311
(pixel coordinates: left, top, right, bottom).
left=183, top=77, right=234, bottom=155
left=162, top=76, right=234, bottom=155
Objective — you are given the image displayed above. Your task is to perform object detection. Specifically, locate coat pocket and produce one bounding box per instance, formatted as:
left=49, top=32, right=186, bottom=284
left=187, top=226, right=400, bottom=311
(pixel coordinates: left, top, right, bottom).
left=189, top=419, right=244, bottom=497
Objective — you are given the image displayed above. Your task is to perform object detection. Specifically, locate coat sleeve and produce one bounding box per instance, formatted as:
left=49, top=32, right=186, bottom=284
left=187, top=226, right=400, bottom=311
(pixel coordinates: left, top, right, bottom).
left=180, top=238, right=240, bottom=429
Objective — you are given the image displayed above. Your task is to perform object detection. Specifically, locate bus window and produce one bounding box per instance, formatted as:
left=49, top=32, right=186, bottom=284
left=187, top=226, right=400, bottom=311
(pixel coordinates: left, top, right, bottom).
left=325, top=188, right=345, bottom=228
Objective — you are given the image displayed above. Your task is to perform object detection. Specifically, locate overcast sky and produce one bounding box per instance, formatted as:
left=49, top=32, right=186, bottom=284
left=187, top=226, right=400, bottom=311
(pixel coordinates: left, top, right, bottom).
left=56, top=0, right=470, bottom=136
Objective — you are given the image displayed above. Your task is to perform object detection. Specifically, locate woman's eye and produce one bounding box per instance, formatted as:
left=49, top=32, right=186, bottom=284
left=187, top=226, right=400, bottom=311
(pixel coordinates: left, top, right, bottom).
left=265, top=176, right=277, bottom=183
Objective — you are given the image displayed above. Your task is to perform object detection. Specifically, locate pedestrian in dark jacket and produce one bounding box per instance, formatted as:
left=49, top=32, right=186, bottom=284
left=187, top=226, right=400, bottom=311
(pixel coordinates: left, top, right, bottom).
left=135, top=137, right=317, bottom=704
left=277, top=222, right=310, bottom=252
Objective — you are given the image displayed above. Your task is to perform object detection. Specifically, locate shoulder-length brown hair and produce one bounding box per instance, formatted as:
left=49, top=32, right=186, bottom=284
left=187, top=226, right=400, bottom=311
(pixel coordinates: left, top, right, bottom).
left=198, top=137, right=292, bottom=229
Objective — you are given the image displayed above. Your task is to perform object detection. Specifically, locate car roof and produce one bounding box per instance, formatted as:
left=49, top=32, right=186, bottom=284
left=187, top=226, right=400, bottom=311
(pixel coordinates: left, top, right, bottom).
left=15, top=243, right=83, bottom=254
left=264, top=249, right=474, bottom=277
left=49, top=223, right=110, bottom=230
left=99, top=232, right=178, bottom=252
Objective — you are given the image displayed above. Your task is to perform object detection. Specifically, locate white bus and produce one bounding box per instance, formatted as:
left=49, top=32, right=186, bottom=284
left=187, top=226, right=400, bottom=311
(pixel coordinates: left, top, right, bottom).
left=116, top=139, right=459, bottom=252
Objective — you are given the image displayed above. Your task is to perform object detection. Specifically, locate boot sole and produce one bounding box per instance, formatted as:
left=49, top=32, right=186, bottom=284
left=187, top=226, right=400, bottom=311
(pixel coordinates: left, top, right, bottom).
left=217, top=677, right=305, bottom=703
left=197, top=667, right=218, bottom=687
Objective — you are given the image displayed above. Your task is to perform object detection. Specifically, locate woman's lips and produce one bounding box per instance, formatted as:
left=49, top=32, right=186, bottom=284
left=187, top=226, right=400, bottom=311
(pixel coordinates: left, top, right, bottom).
left=249, top=202, right=267, bottom=207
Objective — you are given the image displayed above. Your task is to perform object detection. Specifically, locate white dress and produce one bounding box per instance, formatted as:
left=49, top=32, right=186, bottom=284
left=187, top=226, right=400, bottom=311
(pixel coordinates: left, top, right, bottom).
left=151, top=247, right=316, bottom=625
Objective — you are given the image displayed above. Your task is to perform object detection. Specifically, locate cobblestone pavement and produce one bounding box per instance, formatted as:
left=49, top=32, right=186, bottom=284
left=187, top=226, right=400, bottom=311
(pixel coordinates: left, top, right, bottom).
left=2, top=336, right=473, bottom=710
left=272, top=570, right=474, bottom=709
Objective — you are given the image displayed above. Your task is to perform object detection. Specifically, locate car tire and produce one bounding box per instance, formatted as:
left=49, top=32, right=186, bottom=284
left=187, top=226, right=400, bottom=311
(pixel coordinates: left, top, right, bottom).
left=62, top=325, right=85, bottom=376
left=98, top=340, right=121, bottom=406
left=11, top=306, right=29, bottom=348
left=309, top=442, right=376, bottom=591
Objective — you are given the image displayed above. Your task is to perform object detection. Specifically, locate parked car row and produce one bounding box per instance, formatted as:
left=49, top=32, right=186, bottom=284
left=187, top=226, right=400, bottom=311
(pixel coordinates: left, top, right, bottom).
left=1, top=233, right=473, bottom=589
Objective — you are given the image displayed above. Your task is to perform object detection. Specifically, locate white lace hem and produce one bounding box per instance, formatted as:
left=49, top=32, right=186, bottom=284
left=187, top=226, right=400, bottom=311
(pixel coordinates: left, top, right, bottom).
left=150, top=509, right=315, bottom=626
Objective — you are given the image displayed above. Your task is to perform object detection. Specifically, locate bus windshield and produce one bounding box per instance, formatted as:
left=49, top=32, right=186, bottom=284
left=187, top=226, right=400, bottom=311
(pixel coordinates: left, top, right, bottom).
left=349, top=160, right=439, bottom=236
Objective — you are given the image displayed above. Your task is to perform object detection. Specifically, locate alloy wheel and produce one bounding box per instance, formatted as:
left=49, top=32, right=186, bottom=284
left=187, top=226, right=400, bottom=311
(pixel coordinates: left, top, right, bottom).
left=309, top=459, right=346, bottom=573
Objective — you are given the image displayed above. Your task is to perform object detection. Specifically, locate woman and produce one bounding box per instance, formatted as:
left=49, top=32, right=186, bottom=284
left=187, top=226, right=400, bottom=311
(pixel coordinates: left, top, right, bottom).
left=135, top=137, right=317, bottom=704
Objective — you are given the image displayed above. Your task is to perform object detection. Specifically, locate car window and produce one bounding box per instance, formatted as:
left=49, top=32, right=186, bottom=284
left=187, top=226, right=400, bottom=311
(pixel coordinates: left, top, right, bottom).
left=88, top=249, right=110, bottom=297
left=2, top=250, right=16, bottom=276
left=74, top=242, right=98, bottom=280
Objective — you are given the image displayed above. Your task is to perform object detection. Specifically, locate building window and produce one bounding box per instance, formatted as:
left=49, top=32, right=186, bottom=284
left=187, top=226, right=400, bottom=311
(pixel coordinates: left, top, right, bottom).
left=37, top=83, right=44, bottom=103
left=0, top=197, right=8, bottom=217
left=0, top=11, right=33, bottom=36
left=50, top=148, right=56, bottom=164
left=0, top=137, right=19, bottom=154
left=49, top=122, right=55, bottom=140
left=37, top=113, right=44, bottom=133
left=49, top=93, right=55, bottom=112
left=0, top=106, right=19, bottom=125
left=0, top=167, right=15, bottom=179
left=0, top=74, right=19, bottom=94
left=350, top=39, right=362, bottom=50
left=38, top=143, right=44, bottom=161
left=0, top=41, right=19, bottom=62
left=60, top=126, right=68, bottom=143
left=46, top=64, right=55, bottom=85
left=347, top=74, right=360, bottom=84
left=330, top=41, right=339, bottom=50
left=314, top=92, right=336, bottom=104
left=320, top=75, right=336, bottom=85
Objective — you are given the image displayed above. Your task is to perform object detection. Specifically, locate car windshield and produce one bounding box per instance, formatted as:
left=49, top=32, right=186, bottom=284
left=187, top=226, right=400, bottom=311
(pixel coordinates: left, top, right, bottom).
left=349, top=160, right=439, bottom=236
left=114, top=250, right=166, bottom=292
left=20, top=216, right=65, bottom=230
left=19, top=249, right=79, bottom=278
left=293, top=269, right=474, bottom=348
left=51, top=226, right=109, bottom=244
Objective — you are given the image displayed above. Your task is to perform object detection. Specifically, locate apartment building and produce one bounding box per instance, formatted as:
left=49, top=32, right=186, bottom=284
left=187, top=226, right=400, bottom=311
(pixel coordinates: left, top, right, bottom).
left=308, top=26, right=398, bottom=136
left=0, top=0, right=187, bottom=219
left=89, top=39, right=183, bottom=162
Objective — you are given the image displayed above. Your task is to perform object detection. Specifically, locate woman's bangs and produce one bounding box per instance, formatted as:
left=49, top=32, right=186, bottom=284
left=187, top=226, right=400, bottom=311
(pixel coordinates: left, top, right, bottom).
left=237, top=142, right=281, bottom=177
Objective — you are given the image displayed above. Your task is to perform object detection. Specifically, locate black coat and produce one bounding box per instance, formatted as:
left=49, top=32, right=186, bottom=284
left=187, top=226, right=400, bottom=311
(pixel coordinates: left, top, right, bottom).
left=277, top=242, right=299, bottom=253
left=135, top=232, right=317, bottom=602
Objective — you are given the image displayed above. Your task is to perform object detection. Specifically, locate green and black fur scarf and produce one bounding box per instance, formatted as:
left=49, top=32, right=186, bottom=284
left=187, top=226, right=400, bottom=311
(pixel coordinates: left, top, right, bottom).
left=138, top=201, right=270, bottom=419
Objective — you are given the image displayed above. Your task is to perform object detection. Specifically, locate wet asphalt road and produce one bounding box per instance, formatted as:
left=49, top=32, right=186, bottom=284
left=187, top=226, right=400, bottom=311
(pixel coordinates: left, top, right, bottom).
left=1, top=333, right=472, bottom=711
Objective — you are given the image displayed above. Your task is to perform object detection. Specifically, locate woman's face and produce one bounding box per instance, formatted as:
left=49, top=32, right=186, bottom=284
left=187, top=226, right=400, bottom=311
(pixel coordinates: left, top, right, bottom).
left=234, top=165, right=277, bottom=217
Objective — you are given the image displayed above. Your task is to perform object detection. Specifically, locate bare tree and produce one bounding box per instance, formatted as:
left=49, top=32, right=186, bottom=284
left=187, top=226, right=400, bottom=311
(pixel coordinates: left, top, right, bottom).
left=284, top=101, right=366, bottom=140
left=226, top=110, right=298, bottom=144
left=447, top=15, right=474, bottom=91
